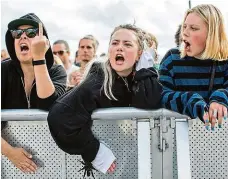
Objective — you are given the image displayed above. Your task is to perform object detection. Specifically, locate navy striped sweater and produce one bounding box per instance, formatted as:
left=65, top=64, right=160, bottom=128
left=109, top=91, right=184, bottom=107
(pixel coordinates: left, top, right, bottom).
left=159, top=48, right=228, bottom=121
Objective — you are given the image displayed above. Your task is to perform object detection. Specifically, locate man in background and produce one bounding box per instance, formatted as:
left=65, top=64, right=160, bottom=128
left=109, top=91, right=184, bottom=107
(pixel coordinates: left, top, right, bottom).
left=52, top=40, right=79, bottom=75
left=68, top=35, right=99, bottom=87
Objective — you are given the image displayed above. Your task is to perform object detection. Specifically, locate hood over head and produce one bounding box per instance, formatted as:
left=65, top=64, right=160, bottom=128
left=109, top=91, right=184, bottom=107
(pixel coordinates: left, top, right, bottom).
left=5, top=13, right=54, bottom=69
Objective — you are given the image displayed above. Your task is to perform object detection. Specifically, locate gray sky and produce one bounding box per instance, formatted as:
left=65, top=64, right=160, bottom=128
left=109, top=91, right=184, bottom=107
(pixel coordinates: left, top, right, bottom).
left=1, top=0, right=227, bottom=60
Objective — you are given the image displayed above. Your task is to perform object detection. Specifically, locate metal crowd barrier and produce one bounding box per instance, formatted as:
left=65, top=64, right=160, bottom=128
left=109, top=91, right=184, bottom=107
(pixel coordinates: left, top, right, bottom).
left=1, top=108, right=228, bottom=179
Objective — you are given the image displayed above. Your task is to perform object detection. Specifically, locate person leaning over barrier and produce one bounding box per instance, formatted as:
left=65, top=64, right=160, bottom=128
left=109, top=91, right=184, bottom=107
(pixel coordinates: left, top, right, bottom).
left=47, top=24, right=162, bottom=177
left=159, top=4, right=228, bottom=130
left=1, top=13, right=67, bottom=173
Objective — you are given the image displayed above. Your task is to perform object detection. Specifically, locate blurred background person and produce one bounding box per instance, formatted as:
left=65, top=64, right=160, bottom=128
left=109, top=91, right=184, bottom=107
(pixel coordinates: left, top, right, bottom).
left=74, top=50, right=81, bottom=67
left=100, top=52, right=106, bottom=57
left=136, top=31, right=159, bottom=71
left=175, top=24, right=182, bottom=48
left=1, top=49, right=10, bottom=61
left=53, top=54, right=64, bottom=66
left=52, top=40, right=79, bottom=75
left=68, top=35, right=99, bottom=87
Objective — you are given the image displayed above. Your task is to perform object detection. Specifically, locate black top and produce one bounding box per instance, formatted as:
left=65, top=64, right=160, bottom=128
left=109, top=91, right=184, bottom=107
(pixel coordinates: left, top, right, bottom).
left=1, top=59, right=67, bottom=110
left=47, top=63, right=162, bottom=162
left=2, top=13, right=67, bottom=110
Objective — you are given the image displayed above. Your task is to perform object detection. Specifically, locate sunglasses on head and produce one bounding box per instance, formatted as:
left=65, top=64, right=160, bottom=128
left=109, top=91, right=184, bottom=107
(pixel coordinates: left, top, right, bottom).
left=53, top=50, right=67, bottom=56
left=10, top=28, right=38, bottom=39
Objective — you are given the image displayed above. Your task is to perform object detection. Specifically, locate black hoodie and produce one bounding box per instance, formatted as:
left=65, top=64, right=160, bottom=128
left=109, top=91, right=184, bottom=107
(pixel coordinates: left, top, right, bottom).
left=47, top=62, right=162, bottom=163
left=1, top=13, right=67, bottom=110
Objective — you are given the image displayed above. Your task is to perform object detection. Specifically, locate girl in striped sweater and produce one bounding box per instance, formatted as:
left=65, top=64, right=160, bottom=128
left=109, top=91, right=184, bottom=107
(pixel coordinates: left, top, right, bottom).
left=159, top=4, right=228, bottom=130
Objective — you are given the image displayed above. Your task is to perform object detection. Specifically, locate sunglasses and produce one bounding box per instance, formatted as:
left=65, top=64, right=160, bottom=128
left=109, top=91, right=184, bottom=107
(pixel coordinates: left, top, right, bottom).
left=10, top=28, right=38, bottom=39
left=53, top=50, right=67, bottom=56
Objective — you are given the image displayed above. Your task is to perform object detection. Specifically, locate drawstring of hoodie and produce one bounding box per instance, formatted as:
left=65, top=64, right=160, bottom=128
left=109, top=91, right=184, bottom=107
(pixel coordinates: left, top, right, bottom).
left=78, top=160, right=97, bottom=179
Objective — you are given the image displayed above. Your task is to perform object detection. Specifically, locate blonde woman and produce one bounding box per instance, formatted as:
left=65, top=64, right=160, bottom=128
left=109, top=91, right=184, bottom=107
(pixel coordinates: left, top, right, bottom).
left=47, top=24, right=162, bottom=176
left=159, top=4, right=228, bottom=130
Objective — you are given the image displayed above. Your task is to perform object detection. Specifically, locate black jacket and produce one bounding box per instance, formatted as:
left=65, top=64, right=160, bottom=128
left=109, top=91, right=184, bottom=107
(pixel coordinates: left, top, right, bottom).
left=1, top=13, right=67, bottom=110
left=47, top=63, right=162, bottom=162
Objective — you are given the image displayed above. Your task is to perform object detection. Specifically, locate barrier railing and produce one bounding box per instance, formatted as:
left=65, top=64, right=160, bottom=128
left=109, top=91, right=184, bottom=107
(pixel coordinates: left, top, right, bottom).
left=1, top=108, right=227, bottom=179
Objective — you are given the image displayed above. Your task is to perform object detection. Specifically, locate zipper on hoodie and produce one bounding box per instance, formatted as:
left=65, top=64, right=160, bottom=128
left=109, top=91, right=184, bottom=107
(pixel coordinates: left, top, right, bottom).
left=21, top=77, right=35, bottom=109
left=120, top=76, right=130, bottom=92
left=119, top=76, right=132, bottom=107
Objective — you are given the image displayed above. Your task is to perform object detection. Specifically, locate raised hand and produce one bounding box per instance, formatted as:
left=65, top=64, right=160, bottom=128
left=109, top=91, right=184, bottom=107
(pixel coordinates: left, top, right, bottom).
left=70, top=71, right=83, bottom=86
left=31, top=22, right=49, bottom=60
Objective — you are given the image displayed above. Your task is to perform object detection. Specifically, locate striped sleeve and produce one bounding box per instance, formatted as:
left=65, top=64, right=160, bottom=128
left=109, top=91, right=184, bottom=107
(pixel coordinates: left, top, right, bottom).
left=159, top=49, right=208, bottom=121
left=209, top=62, right=228, bottom=108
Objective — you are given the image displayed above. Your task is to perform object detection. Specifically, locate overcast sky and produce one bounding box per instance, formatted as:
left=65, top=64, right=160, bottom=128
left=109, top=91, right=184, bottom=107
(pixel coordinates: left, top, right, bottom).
left=1, top=0, right=227, bottom=60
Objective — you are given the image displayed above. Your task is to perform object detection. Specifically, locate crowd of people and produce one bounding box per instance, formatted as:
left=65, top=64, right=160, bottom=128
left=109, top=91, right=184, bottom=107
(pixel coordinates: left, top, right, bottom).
left=1, top=3, right=228, bottom=178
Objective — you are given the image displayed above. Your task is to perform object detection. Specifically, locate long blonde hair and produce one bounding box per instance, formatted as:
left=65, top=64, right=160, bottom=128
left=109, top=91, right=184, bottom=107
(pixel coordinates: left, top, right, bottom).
left=81, top=24, right=145, bottom=100
left=180, top=4, right=228, bottom=60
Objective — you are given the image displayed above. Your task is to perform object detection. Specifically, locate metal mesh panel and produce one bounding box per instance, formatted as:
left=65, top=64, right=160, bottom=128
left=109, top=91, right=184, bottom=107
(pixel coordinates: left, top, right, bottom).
left=2, top=120, right=138, bottom=179
left=1, top=121, right=63, bottom=179
left=66, top=120, right=138, bottom=179
left=172, top=128, right=178, bottom=179
left=189, top=120, right=228, bottom=179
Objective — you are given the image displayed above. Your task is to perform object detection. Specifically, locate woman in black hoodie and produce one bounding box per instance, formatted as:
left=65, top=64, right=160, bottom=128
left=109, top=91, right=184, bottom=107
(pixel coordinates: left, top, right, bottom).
left=1, top=13, right=67, bottom=173
left=47, top=24, right=162, bottom=176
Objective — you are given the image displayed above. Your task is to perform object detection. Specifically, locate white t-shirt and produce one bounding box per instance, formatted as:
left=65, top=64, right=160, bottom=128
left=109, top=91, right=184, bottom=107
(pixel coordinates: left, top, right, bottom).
left=136, top=48, right=156, bottom=71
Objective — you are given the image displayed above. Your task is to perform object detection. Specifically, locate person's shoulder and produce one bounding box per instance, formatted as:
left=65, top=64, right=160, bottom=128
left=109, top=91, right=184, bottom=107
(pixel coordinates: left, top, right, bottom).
left=164, top=48, right=180, bottom=60
left=1, top=58, right=12, bottom=66
left=80, top=62, right=104, bottom=90
left=90, top=61, right=103, bottom=72
left=49, top=63, right=66, bottom=73
left=168, top=47, right=180, bottom=55
left=135, top=67, right=158, bottom=80
left=1, top=59, right=14, bottom=74
left=85, top=61, right=104, bottom=80
left=160, top=48, right=181, bottom=65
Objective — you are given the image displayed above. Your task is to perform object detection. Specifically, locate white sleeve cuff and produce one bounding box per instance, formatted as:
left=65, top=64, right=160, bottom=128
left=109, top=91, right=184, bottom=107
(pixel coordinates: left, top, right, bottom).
left=91, top=142, right=116, bottom=174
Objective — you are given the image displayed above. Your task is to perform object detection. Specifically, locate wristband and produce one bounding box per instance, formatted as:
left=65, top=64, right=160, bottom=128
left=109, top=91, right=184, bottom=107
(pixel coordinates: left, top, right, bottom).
left=32, top=59, right=46, bottom=66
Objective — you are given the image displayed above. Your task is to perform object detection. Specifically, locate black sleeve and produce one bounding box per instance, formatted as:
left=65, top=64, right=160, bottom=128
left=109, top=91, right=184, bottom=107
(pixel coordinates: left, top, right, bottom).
left=1, top=61, right=9, bottom=130
left=47, top=71, right=102, bottom=162
left=37, top=64, right=67, bottom=110
left=1, top=60, right=10, bottom=109
left=132, top=68, right=162, bottom=109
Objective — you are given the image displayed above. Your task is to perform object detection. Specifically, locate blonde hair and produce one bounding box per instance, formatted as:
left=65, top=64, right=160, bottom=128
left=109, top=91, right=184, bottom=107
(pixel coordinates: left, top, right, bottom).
left=144, top=32, right=158, bottom=49
left=81, top=24, right=145, bottom=100
left=180, top=4, right=228, bottom=60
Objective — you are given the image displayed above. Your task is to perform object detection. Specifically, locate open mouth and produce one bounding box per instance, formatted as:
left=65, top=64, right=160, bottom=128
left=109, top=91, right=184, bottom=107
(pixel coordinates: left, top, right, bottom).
left=183, top=40, right=191, bottom=51
left=20, top=43, right=29, bottom=52
left=115, top=54, right=125, bottom=65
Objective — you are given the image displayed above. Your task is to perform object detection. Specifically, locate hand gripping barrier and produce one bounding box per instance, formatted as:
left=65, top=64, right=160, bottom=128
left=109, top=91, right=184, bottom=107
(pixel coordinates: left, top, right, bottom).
left=1, top=108, right=227, bottom=179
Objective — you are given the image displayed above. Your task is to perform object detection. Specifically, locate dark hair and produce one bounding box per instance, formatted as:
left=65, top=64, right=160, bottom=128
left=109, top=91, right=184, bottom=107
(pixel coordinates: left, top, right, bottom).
left=175, top=25, right=182, bottom=47
left=75, top=50, right=78, bottom=57
left=100, top=53, right=106, bottom=57
left=53, top=40, right=70, bottom=52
